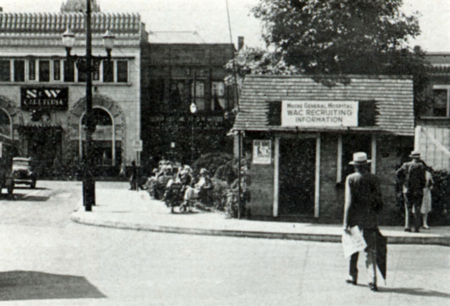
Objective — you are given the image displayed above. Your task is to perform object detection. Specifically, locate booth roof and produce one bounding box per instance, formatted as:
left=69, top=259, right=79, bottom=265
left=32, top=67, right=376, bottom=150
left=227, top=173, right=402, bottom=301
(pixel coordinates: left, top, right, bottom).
left=232, top=75, right=414, bottom=136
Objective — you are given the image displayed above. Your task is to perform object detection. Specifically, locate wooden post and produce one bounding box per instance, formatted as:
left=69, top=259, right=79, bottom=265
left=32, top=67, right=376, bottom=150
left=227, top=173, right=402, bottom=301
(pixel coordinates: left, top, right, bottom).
left=273, top=137, right=280, bottom=217
left=371, top=134, right=377, bottom=174
left=314, top=133, right=321, bottom=218
left=337, top=134, right=343, bottom=183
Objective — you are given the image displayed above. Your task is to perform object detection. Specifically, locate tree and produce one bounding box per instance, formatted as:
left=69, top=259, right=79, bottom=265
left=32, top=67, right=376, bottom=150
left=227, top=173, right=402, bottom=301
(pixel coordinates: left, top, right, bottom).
left=226, top=0, right=431, bottom=116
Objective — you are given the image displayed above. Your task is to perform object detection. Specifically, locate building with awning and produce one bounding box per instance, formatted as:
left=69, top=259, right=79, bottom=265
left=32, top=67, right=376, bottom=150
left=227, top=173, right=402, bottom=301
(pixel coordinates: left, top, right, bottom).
left=232, top=75, right=415, bottom=224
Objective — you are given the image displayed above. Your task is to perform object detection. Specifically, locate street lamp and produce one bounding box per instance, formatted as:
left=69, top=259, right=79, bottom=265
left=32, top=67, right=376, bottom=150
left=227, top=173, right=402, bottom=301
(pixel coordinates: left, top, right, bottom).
left=189, top=102, right=197, bottom=164
left=62, top=0, right=115, bottom=211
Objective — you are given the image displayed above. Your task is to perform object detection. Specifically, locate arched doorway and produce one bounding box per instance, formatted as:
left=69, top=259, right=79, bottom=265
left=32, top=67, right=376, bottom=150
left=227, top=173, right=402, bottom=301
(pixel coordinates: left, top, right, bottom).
left=0, top=108, right=12, bottom=138
left=80, top=107, right=120, bottom=166
left=67, top=94, right=126, bottom=171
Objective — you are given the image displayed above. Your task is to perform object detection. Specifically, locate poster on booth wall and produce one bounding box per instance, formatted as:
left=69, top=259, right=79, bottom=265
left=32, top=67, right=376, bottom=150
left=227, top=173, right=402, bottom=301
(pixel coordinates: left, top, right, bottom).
left=253, top=140, right=272, bottom=164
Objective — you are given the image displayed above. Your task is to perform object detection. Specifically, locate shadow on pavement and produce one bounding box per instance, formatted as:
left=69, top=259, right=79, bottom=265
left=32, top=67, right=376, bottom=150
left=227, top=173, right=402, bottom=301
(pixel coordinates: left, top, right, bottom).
left=381, top=287, right=450, bottom=298
left=0, top=271, right=106, bottom=301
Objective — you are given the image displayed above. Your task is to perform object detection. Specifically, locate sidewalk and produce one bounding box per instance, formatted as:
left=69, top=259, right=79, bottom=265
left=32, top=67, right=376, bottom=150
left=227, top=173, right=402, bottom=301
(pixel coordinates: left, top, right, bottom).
left=71, top=187, right=450, bottom=246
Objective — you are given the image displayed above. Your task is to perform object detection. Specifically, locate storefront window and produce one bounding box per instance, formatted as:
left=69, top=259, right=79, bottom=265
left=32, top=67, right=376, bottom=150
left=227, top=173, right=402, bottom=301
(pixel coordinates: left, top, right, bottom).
left=191, top=81, right=205, bottom=111
left=0, top=60, right=11, bottom=82
left=103, top=60, right=114, bottom=82
left=14, top=60, right=25, bottom=82
left=64, top=60, right=75, bottom=82
left=54, top=60, right=61, bottom=81
left=39, top=60, right=50, bottom=82
left=28, top=60, right=36, bottom=81
left=212, top=81, right=226, bottom=110
left=433, top=89, right=448, bottom=117
left=117, top=61, right=128, bottom=83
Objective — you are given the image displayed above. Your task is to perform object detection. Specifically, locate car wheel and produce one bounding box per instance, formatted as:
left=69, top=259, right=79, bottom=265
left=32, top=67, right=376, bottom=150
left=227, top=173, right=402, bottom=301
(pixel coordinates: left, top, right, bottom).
left=30, top=180, right=36, bottom=189
left=7, top=183, right=14, bottom=195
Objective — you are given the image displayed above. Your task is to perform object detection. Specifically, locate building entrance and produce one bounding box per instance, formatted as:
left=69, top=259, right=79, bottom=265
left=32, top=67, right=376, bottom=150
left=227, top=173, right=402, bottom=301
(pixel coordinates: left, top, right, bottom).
left=19, top=126, right=62, bottom=178
left=279, top=137, right=316, bottom=216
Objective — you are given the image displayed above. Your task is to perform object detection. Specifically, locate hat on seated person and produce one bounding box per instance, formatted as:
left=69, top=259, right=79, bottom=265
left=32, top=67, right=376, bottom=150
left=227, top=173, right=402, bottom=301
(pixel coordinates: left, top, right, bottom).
left=349, top=152, right=371, bottom=165
left=409, top=151, right=421, bottom=159
left=200, top=168, right=209, bottom=175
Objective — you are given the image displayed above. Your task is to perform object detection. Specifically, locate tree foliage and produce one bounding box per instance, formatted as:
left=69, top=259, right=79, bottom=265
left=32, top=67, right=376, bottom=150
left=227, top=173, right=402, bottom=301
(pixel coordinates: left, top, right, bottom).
left=226, top=0, right=432, bottom=116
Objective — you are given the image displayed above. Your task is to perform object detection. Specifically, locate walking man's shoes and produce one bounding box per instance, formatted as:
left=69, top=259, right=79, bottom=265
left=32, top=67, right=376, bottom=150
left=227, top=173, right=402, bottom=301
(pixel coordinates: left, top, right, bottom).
left=404, top=228, right=411, bottom=232
left=369, top=283, right=378, bottom=291
left=345, top=277, right=357, bottom=285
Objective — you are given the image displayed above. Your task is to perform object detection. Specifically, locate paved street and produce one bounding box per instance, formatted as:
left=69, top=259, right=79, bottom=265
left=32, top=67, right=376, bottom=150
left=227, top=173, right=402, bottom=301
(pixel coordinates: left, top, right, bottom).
left=0, top=181, right=449, bottom=306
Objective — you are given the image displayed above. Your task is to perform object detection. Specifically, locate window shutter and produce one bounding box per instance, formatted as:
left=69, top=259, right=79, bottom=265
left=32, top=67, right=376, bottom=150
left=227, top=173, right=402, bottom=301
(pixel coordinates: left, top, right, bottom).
left=358, top=100, right=377, bottom=126
left=267, top=101, right=282, bottom=126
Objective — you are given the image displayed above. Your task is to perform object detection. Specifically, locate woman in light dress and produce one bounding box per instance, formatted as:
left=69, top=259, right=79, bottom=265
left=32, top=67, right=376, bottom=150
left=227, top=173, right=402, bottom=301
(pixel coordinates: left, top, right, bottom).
left=421, top=170, right=434, bottom=229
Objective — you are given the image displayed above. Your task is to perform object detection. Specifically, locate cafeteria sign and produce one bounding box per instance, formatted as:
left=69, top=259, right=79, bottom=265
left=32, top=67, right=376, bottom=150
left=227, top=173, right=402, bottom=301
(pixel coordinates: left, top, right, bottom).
left=21, top=87, right=69, bottom=110
left=282, top=101, right=358, bottom=127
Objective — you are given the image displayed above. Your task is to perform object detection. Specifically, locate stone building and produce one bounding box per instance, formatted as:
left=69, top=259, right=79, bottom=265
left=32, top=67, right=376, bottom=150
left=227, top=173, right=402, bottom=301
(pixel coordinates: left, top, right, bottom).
left=232, top=75, right=415, bottom=224
left=0, top=1, right=146, bottom=176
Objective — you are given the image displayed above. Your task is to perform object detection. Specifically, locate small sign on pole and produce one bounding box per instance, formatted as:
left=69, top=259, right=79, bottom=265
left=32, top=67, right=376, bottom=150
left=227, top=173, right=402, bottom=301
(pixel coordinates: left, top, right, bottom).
left=133, top=140, right=143, bottom=152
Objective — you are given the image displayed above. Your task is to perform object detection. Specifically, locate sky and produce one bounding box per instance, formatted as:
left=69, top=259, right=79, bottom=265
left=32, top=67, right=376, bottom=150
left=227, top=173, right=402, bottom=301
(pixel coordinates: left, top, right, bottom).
left=0, top=0, right=448, bottom=52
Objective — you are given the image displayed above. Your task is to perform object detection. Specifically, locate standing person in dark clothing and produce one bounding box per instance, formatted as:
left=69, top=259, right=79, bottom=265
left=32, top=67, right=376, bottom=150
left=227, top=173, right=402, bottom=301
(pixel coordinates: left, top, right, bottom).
left=343, top=152, right=383, bottom=292
left=395, top=151, right=427, bottom=233
left=129, top=160, right=137, bottom=190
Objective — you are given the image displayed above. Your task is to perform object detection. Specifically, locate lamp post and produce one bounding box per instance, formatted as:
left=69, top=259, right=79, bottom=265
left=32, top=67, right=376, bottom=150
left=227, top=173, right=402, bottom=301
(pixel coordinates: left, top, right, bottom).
left=189, top=102, right=197, bottom=164
left=62, top=0, right=115, bottom=211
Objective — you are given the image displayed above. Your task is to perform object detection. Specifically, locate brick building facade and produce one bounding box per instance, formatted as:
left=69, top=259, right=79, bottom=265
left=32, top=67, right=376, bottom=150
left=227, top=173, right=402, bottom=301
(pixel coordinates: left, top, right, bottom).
left=140, top=32, right=236, bottom=165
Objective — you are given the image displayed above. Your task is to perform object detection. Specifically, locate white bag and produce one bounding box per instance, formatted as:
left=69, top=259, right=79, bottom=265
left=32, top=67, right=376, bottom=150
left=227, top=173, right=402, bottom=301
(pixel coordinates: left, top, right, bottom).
left=342, top=226, right=367, bottom=258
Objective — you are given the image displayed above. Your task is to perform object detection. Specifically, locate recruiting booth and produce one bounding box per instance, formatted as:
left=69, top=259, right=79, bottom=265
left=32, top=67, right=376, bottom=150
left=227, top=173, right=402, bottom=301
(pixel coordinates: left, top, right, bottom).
left=232, top=75, right=415, bottom=224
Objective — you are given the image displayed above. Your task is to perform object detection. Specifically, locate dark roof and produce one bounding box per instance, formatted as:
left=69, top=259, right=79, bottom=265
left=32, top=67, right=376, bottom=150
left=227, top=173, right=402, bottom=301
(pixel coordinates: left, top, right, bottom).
left=233, top=75, right=414, bottom=136
left=0, top=12, right=141, bottom=34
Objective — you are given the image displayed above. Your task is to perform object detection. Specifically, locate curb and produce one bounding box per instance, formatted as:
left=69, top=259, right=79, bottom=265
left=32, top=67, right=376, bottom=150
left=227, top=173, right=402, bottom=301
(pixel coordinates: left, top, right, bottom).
left=71, top=214, right=450, bottom=246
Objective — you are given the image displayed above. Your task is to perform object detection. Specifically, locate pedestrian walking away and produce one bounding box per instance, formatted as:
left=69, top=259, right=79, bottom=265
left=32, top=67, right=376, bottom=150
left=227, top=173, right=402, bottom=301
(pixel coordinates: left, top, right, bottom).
left=395, top=151, right=427, bottom=233
left=129, top=160, right=138, bottom=191
left=343, top=152, right=384, bottom=292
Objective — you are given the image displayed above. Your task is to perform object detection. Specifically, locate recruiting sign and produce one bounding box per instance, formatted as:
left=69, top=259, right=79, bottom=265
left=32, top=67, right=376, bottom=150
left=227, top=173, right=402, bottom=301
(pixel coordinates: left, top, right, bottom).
left=21, top=88, right=69, bottom=110
left=282, top=101, right=358, bottom=127
left=253, top=140, right=272, bottom=164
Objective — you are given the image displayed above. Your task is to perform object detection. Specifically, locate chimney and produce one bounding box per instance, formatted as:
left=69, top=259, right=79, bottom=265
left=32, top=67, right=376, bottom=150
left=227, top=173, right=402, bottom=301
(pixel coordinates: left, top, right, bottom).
left=238, top=36, right=244, bottom=50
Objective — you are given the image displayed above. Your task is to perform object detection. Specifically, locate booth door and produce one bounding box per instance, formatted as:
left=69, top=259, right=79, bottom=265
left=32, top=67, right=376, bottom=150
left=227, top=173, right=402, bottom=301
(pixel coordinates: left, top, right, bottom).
left=279, top=138, right=316, bottom=216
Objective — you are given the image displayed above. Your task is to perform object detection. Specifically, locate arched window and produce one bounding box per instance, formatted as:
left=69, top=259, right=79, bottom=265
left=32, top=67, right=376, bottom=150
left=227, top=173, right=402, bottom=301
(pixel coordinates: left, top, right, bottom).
left=0, top=108, right=12, bottom=138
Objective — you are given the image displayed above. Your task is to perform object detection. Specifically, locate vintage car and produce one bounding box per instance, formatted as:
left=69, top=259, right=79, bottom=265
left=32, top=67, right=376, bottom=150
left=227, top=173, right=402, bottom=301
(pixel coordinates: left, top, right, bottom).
left=11, top=157, right=36, bottom=189
left=0, top=161, right=14, bottom=194
left=0, top=137, right=18, bottom=195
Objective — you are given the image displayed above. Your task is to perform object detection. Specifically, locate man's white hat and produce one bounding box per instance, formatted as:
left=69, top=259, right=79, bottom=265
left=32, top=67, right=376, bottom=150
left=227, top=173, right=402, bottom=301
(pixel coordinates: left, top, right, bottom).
left=349, top=152, right=371, bottom=165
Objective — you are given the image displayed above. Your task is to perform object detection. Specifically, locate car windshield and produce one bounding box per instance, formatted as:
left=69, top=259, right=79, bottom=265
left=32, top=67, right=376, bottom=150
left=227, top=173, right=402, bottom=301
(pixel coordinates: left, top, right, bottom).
left=13, top=161, right=30, bottom=167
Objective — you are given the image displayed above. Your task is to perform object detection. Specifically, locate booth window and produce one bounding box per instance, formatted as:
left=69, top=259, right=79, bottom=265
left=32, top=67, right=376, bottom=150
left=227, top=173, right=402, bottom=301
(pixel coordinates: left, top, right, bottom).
left=14, top=60, right=25, bottom=82
left=54, top=60, right=61, bottom=81
left=0, top=60, right=11, bottom=82
left=117, top=61, right=128, bottom=83
left=64, top=60, right=74, bottom=82
left=28, top=60, right=36, bottom=81
left=39, top=60, right=50, bottom=82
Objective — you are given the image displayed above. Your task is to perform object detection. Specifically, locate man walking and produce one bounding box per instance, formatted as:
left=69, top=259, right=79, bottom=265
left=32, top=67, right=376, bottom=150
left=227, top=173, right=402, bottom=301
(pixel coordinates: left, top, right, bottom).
left=395, top=151, right=427, bottom=233
left=343, top=152, right=383, bottom=292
